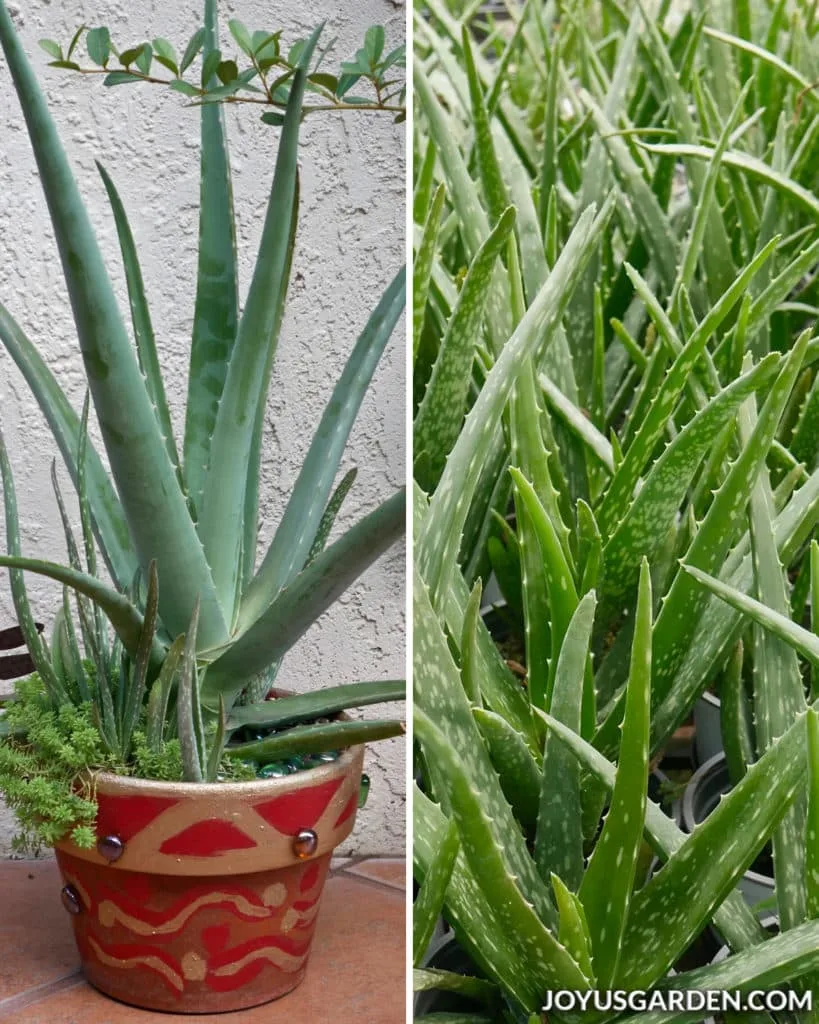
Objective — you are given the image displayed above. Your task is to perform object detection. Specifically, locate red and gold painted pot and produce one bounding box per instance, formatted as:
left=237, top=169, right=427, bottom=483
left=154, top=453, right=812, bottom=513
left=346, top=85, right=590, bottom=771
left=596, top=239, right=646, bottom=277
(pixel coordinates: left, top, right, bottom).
left=53, top=743, right=365, bottom=1013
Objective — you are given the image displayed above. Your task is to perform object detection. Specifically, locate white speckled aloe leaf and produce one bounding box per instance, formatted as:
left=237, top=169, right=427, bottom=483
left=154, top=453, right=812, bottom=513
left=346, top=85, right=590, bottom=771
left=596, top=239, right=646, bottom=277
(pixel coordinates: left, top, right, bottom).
left=601, top=355, right=781, bottom=601
left=597, top=240, right=778, bottom=540
left=681, top=564, right=819, bottom=665
left=539, top=374, right=615, bottom=474
left=617, top=713, right=808, bottom=989
left=462, top=29, right=507, bottom=224
left=416, top=200, right=613, bottom=605
left=415, top=708, right=589, bottom=1005
left=413, top=819, right=459, bottom=967
left=651, top=330, right=810, bottom=707
left=414, top=207, right=516, bottom=490
left=552, top=874, right=595, bottom=985
left=511, top=468, right=582, bottom=715
left=616, top=919, right=819, bottom=1024
left=649, top=467, right=819, bottom=754
left=413, top=184, right=446, bottom=364
left=414, top=483, right=535, bottom=744
left=535, top=711, right=766, bottom=955
left=511, top=361, right=573, bottom=709
left=473, top=708, right=541, bottom=834
left=536, top=592, right=596, bottom=891
left=414, top=786, right=545, bottom=1012
left=806, top=709, right=819, bottom=920
left=580, top=561, right=651, bottom=989
left=792, top=373, right=819, bottom=472
left=720, top=640, right=754, bottom=783
left=740, top=388, right=808, bottom=932
left=748, top=239, right=819, bottom=337
left=414, top=564, right=554, bottom=926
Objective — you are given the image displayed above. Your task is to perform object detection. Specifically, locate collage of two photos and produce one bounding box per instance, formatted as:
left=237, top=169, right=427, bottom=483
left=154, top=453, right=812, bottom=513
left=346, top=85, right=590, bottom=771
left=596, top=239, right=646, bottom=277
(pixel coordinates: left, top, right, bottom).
left=1, top=0, right=819, bottom=1022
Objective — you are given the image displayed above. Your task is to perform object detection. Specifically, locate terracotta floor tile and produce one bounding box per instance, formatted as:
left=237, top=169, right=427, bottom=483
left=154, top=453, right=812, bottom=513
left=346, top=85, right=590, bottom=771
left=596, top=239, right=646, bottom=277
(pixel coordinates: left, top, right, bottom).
left=344, top=858, right=406, bottom=891
left=0, top=864, right=405, bottom=1023
left=0, top=861, right=80, bottom=1002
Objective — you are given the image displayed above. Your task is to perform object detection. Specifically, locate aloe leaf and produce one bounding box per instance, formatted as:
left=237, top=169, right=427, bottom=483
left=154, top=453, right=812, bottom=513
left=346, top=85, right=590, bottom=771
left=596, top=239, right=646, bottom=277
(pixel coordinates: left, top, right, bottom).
left=413, top=968, right=497, bottom=1007
left=413, top=820, right=459, bottom=966
left=536, top=592, right=596, bottom=890
left=414, top=208, right=516, bottom=490
left=473, top=707, right=541, bottom=833
left=511, top=468, right=581, bottom=710
left=239, top=268, right=405, bottom=633
left=792, top=374, right=819, bottom=472
left=198, top=27, right=322, bottom=613
left=413, top=138, right=437, bottom=224
left=462, top=30, right=507, bottom=224
left=813, top=540, right=819, bottom=702
left=77, top=395, right=108, bottom=676
left=682, top=564, right=819, bottom=664
left=229, top=717, right=404, bottom=762
left=414, top=184, right=446, bottom=363
left=226, top=680, right=405, bottom=729
left=652, top=330, right=810, bottom=704
left=747, top=239, right=819, bottom=336
left=183, top=0, right=239, bottom=515
left=0, top=305, right=135, bottom=588
left=618, top=713, right=808, bottom=989
left=415, top=708, right=590, bottom=1005
left=651, top=468, right=819, bottom=753
left=459, top=581, right=482, bottom=707
left=602, top=356, right=781, bottom=600
left=704, top=25, right=817, bottom=99
left=414, top=787, right=548, bottom=1011
left=807, top=709, right=819, bottom=920
left=639, top=142, right=819, bottom=222
left=0, top=3, right=227, bottom=648
left=721, top=641, right=754, bottom=784
left=121, top=559, right=159, bottom=751
left=96, top=163, right=181, bottom=487
left=617, top=920, right=819, bottom=1024
left=539, top=374, right=615, bottom=473
left=417, top=199, right=614, bottom=602
left=305, top=468, right=357, bottom=567
left=203, top=694, right=227, bottom=783
left=580, top=561, right=651, bottom=988
left=205, top=489, right=404, bottom=704
left=145, top=634, right=184, bottom=752
left=177, top=600, right=202, bottom=783
left=551, top=874, right=595, bottom=984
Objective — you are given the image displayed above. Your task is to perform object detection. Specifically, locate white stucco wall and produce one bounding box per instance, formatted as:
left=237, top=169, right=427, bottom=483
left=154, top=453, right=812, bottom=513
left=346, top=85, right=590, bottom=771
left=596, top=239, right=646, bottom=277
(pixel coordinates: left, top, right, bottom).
left=0, top=0, right=406, bottom=855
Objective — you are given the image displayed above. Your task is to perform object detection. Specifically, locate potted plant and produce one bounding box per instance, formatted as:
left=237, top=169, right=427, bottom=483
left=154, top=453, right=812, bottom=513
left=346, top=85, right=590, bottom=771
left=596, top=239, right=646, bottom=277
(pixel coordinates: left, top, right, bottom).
left=0, top=0, right=406, bottom=1013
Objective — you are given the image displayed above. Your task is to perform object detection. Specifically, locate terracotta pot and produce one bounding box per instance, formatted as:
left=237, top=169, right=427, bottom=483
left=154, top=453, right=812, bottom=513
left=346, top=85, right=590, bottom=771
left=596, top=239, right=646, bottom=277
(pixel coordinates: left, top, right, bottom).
left=53, top=743, right=364, bottom=1013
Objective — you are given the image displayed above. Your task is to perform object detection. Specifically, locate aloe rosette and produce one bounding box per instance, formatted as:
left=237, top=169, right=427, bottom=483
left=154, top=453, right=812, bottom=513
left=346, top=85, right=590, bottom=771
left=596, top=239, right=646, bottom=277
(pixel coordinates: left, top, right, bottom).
left=0, top=0, right=406, bottom=781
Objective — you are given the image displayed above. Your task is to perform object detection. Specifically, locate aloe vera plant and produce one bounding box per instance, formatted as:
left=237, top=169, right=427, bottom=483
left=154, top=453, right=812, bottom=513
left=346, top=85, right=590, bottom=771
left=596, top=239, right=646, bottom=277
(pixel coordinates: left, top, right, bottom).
left=413, top=0, right=819, bottom=1018
left=0, top=0, right=405, bottom=842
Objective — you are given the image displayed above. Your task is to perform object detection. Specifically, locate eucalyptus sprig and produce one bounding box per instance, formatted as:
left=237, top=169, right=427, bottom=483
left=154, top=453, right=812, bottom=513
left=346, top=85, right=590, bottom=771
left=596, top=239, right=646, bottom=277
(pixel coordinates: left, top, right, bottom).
left=38, top=19, right=406, bottom=122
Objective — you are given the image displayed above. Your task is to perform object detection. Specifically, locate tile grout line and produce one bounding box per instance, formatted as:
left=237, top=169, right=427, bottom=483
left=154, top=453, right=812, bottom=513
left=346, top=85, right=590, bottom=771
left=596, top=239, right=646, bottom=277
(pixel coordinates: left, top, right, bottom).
left=337, top=864, right=405, bottom=896
left=0, top=970, right=85, bottom=1018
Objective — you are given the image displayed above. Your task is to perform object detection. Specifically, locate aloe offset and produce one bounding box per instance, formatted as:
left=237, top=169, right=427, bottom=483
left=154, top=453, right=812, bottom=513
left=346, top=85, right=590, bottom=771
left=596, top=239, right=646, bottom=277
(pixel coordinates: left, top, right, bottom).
left=0, top=0, right=405, bottom=848
left=413, top=0, right=819, bottom=1018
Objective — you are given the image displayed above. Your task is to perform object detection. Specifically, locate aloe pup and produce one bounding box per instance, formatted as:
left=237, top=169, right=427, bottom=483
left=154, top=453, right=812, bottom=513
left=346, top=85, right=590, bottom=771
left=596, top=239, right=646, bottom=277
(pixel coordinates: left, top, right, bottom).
left=0, top=0, right=406, bottom=848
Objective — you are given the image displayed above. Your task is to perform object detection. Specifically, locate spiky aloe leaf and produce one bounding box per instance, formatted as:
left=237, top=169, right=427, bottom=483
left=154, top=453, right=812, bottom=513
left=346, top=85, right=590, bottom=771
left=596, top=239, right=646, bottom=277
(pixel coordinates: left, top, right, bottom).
left=305, top=468, right=357, bottom=567
left=183, top=0, right=239, bottom=516
left=121, top=560, right=159, bottom=755
left=536, top=592, right=596, bottom=891
left=652, top=330, right=810, bottom=705
left=703, top=26, right=818, bottom=99
left=145, top=634, right=185, bottom=752
left=414, top=184, right=446, bottom=363
left=807, top=709, right=819, bottom=920
left=650, top=467, right=819, bottom=752
left=580, top=561, right=651, bottom=988
left=539, top=374, right=615, bottom=473
left=229, top=718, right=404, bottom=762
left=0, top=2, right=227, bottom=647
left=205, top=695, right=227, bottom=783
left=472, top=708, right=540, bottom=833
left=792, top=374, right=819, bottom=472
left=238, top=268, right=405, bottom=634
left=96, top=163, right=180, bottom=486
left=720, top=641, right=754, bottom=784
left=413, top=968, right=498, bottom=1007
left=617, top=920, right=819, bottom=1024
left=462, top=28, right=507, bottom=224
left=198, top=27, right=322, bottom=613
left=682, top=564, right=819, bottom=664
left=177, top=600, right=202, bottom=783
left=459, top=580, right=482, bottom=707
left=552, top=875, right=595, bottom=985
left=415, top=208, right=516, bottom=491
left=601, top=355, right=781, bottom=600
left=227, top=680, right=405, bottom=730
left=617, top=714, right=808, bottom=989
left=0, top=304, right=135, bottom=588
left=205, top=489, right=405, bottom=705
left=413, top=819, right=459, bottom=966
left=415, top=708, right=590, bottom=1007
left=510, top=469, right=583, bottom=713
left=416, top=199, right=613, bottom=603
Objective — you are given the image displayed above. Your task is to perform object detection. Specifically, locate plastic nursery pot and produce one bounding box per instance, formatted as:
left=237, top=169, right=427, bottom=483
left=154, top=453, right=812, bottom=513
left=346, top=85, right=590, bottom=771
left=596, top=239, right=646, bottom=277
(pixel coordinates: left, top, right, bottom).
left=693, top=690, right=723, bottom=767
left=681, top=752, right=775, bottom=913
left=53, top=743, right=364, bottom=1014
left=414, top=932, right=483, bottom=1017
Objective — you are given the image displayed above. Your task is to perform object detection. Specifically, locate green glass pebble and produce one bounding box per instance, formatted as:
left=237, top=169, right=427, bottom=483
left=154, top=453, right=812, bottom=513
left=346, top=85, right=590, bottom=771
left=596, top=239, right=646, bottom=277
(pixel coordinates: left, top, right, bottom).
left=318, top=750, right=340, bottom=763
left=303, top=755, right=324, bottom=769
left=258, top=763, right=289, bottom=778
left=358, top=773, right=370, bottom=808
left=285, top=758, right=303, bottom=773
